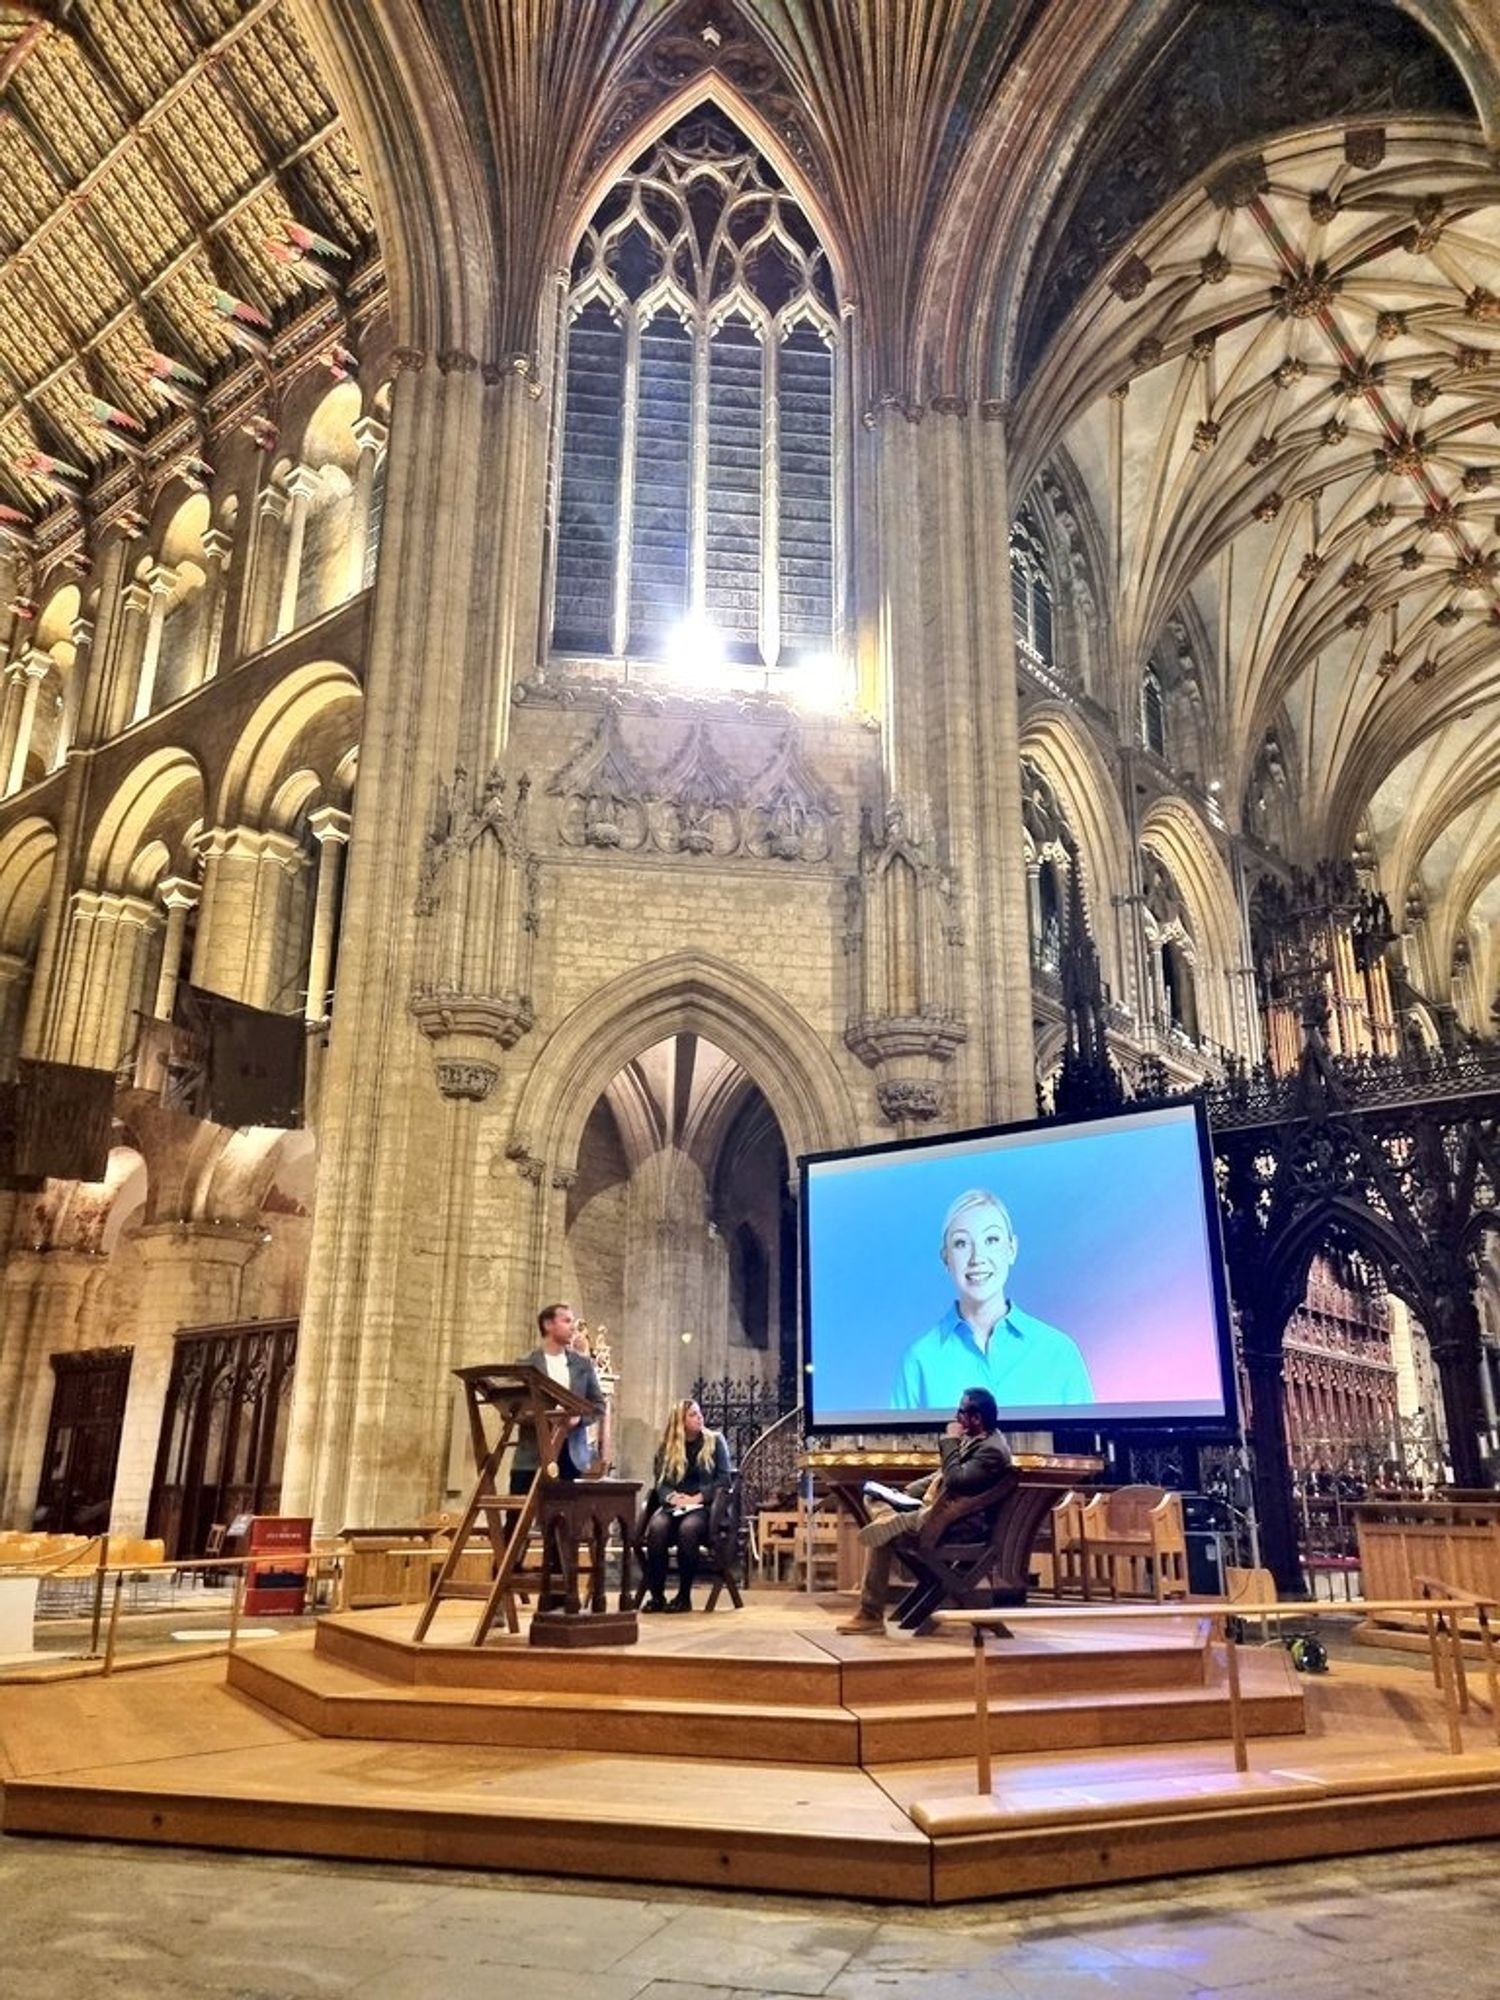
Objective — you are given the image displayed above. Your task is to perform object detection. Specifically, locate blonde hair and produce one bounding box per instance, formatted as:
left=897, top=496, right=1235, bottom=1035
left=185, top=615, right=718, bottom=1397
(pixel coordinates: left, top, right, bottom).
left=940, top=1188, right=1015, bottom=1253
left=657, top=1399, right=720, bottom=1489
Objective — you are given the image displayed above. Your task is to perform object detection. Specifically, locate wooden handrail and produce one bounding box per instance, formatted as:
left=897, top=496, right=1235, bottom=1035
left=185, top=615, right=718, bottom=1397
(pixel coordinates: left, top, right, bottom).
left=931, top=1596, right=1500, bottom=1794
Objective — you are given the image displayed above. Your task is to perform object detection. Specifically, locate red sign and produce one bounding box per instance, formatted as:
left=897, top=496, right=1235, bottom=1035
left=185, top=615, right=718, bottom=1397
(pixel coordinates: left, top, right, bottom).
left=243, top=1514, right=312, bottom=1616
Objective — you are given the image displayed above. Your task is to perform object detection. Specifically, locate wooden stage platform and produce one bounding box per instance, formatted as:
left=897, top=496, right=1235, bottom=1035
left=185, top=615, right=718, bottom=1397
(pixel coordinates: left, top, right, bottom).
left=4, top=1594, right=1500, bottom=1903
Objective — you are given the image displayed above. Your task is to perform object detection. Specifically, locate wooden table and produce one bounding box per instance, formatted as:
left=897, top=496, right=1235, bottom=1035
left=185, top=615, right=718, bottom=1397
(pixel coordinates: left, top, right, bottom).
left=529, top=1477, right=642, bottom=1649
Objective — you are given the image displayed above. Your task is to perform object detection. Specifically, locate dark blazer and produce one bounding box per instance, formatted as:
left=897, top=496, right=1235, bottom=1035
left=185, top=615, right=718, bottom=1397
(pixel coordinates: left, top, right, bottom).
left=513, top=1345, right=605, bottom=1475
left=648, top=1430, right=732, bottom=1512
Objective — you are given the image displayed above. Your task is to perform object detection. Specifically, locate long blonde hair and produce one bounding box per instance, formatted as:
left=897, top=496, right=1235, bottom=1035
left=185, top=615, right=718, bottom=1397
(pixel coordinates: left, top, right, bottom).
left=657, top=1399, right=720, bottom=1488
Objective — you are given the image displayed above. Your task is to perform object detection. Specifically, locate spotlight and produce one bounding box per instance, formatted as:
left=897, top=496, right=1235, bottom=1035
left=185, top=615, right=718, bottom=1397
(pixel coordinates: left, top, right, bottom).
left=789, top=651, right=846, bottom=712
left=665, top=613, right=725, bottom=684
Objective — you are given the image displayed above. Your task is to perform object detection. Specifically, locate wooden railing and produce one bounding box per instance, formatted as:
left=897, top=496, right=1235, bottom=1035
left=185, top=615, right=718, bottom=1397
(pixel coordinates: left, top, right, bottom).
left=931, top=1594, right=1500, bottom=1795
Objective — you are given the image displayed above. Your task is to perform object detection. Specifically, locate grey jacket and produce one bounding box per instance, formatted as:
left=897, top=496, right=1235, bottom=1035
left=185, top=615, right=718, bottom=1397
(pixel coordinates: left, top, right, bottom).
left=513, top=1345, right=605, bottom=1475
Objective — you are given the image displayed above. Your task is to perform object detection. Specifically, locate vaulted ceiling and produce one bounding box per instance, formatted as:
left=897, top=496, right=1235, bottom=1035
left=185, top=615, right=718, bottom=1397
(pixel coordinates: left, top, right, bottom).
left=1016, top=116, right=1500, bottom=990
left=0, top=0, right=375, bottom=522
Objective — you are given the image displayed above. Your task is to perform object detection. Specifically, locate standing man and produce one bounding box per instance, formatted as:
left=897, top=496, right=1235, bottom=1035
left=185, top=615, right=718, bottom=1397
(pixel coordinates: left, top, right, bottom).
left=511, top=1301, right=605, bottom=1494
left=837, top=1388, right=1013, bottom=1634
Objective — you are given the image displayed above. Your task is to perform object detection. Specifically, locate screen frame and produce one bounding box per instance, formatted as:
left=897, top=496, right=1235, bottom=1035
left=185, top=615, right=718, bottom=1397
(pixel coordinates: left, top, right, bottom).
left=797, top=1095, right=1238, bottom=1438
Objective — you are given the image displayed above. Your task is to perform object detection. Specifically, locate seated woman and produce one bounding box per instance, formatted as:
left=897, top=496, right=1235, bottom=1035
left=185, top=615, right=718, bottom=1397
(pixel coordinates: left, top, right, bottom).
left=639, top=1399, right=732, bottom=1613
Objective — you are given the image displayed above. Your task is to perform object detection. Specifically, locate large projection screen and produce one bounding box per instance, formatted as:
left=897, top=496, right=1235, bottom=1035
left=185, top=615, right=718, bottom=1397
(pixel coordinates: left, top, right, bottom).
left=800, top=1099, right=1236, bottom=1433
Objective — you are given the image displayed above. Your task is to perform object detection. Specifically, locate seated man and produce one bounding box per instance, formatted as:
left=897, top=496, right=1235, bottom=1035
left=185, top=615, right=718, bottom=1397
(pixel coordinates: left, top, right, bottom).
left=837, top=1387, right=1012, bottom=1635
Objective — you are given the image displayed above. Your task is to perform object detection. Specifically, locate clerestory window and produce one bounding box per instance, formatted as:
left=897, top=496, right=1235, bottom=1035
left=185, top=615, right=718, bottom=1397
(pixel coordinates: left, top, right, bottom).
left=1009, top=508, right=1054, bottom=672
left=549, top=106, right=840, bottom=681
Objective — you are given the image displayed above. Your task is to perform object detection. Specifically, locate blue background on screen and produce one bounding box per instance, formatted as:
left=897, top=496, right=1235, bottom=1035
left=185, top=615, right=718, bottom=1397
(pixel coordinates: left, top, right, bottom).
left=805, top=1109, right=1225, bottom=1421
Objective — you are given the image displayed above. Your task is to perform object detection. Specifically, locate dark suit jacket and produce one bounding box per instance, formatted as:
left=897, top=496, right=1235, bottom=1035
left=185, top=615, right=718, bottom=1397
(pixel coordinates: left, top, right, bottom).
left=513, top=1345, right=605, bottom=1475
left=917, top=1428, right=1015, bottom=1537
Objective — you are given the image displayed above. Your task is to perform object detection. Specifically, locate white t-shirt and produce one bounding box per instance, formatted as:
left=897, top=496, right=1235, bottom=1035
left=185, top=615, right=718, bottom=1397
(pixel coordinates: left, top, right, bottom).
left=542, top=1348, right=570, bottom=1386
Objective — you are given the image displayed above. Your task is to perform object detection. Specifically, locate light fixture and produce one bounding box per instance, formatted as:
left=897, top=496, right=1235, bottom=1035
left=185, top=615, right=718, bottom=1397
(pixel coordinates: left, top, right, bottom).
left=789, top=651, right=846, bottom=712
left=665, top=613, right=725, bottom=684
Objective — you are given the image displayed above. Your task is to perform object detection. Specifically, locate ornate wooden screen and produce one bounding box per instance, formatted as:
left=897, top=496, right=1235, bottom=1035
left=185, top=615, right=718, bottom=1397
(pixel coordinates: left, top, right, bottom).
left=147, top=1318, right=297, bottom=1559
left=34, top=1347, right=133, bottom=1533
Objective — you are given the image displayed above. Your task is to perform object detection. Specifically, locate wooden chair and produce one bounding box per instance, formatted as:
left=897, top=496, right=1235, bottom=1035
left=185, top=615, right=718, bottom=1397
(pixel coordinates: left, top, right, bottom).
left=633, top=1479, right=746, bottom=1611
left=1078, top=1485, right=1188, bottom=1600
left=1042, top=1489, right=1089, bottom=1597
left=755, top=1507, right=800, bottom=1582
left=889, top=1468, right=1022, bottom=1631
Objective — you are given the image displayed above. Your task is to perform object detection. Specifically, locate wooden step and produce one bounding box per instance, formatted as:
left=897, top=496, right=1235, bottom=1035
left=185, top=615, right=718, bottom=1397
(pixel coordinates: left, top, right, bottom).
left=228, top=1645, right=861, bottom=1765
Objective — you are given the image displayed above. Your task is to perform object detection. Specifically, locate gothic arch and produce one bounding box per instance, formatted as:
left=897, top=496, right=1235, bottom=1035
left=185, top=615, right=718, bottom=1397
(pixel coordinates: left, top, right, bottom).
left=568, top=72, right=851, bottom=308
left=1139, top=795, right=1241, bottom=1047
left=1018, top=705, right=1129, bottom=991
left=512, top=951, right=858, bottom=1176
left=215, top=661, right=361, bottom=828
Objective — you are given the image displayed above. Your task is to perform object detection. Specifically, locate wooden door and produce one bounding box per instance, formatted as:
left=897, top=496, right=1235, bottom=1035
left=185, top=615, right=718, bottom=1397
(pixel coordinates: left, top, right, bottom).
left=34, top=1348, right=133, bottom=1533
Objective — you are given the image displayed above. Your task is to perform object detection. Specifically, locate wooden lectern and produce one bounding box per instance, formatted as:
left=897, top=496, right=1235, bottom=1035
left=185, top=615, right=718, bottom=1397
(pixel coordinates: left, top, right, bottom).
left=413, top=1363, right=639, bottom=1647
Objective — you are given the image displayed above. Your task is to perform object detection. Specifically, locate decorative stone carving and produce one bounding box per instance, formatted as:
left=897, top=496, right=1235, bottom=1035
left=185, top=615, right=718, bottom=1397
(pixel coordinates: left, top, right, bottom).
left=583, top=0, right=817, bottom=182
left=742, top=729, right=840, bottom=864
left=1111, top=255, right=1152, bottom=301
left=651, top=721, right=741, bottom=856
left=1272, top=264, right=1338, bottom=318
left=1345, top=126, right=1386, bottom=169
left=547, top=705, right=842, bottom=864
left=1191, top=421, right=1220, bottom=454
left=434, top=1060, right=499, bottom=1102
left=550, top=703, right=652, bottom=851
left=411, top=764, right=539, bottom=1076
left=876, top=1079, right=942, bottom=1125
left=1199, top=250, right=1231, bottom=285
left=844, top=798, right=967, bottom=1125
left=1251, top=492, right=1284, bottom=522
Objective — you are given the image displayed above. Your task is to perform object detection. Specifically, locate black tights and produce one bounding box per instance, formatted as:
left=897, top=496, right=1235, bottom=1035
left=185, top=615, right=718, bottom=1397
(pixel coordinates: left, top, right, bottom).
left=641, top=1506, right=709, bottom=1601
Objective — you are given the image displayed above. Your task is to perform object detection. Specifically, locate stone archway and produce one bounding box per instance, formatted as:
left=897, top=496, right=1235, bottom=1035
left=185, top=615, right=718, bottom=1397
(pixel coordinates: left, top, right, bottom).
left=559, top=1033, right=795, bottom=1479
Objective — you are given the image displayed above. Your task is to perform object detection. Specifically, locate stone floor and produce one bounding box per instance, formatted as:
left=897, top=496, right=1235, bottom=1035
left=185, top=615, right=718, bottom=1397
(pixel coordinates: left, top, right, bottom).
left=2, top=1832, right=1498, bottom=2000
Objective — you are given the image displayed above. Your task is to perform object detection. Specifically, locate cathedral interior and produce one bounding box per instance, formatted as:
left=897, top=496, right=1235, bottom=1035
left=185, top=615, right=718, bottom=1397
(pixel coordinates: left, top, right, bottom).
left=0, top=0, right=1498, bottom=1587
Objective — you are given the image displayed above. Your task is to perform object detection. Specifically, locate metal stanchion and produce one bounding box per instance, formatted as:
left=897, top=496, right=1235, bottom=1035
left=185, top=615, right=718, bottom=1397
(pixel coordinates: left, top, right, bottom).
left=87, top=1535, right=109, bottom=1656
left=101, top=1571, right=124, bottom=1676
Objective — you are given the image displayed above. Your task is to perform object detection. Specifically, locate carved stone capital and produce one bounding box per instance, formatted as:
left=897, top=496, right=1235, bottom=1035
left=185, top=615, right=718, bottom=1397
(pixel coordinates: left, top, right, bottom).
left=437, top=349, right=479, bottom=375
left=876, top=1079, right=943, bottom=1124
left=393, top=347, right=427, bottom=374
left=434, top=1059, right=499, bottom=1102
left=845, top=1014, right=967, bottom=1069
left=411, top=989, right=535, bottom=1051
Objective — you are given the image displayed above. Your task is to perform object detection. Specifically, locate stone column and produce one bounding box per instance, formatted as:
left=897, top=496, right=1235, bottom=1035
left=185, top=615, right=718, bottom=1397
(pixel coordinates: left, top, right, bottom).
left=55, top=613, right=94, bottom=765
left=194, top=527, right=234, bottom=686
left=0, top=1252, right=100, bottom=1528
left=0, top=662, right=28, bottom=792
left=192, top=826, right=305, bottom=1008
left=152, top=876, right=200, bottom=1020
left=276, top=466, right=320, bottom=640
left=111, top=579, right=151, bottom=730
left=283, top=349, right=502, bottom=1532
left=109, top=1226, right=259, bottom=1535
left=0, top=947, right=31, bottom=1071
left=74, top=527, right=137, bottom=747
left=304, top=806, right=350, bottom=1024
left=48, top=889, right=157, bottom=1070
left=130, top=563, right=177, bottom=722
left=240, top=485, right=287, bottom=658
left=5, top=647, right=51, bottom=794
left=346, top=416, right=388, bottom=599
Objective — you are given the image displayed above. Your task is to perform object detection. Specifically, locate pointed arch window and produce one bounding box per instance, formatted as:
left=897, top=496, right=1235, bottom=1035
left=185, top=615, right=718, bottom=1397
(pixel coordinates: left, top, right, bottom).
left=550, top=106, right=840, bottom=679
left=1010, top=508, right=1054, bottom=672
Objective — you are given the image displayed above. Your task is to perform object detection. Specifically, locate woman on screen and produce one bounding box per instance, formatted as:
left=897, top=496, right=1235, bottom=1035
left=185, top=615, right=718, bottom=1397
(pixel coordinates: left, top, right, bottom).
left=889, top=1188, right=1095, bottom=1411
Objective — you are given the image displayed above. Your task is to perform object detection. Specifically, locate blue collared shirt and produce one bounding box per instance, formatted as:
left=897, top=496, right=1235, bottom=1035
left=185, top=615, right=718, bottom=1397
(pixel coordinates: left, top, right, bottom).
left=890, top=1302, right=1095, bottom=1412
